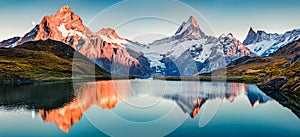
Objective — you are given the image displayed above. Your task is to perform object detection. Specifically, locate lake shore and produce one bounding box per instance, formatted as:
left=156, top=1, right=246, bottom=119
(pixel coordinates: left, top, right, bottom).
left=152, top=75, right=249, bottom=83
left=0, top=75, right=135, bottom=85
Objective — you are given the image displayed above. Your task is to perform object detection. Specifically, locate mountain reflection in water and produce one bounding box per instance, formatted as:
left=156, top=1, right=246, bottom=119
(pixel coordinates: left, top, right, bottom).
left=39, top=80, right=129, bottom=132
left=0, top=80, right=272, bottom=132
left=163, top=83, right=272, bottom=118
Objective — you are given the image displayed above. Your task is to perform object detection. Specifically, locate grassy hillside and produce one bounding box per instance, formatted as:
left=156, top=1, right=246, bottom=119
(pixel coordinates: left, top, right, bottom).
left=0, top=40, right=112, bottom=83
left=221, top=55, right=299, bottom=92
left=220, top=40, right=300, bottom=93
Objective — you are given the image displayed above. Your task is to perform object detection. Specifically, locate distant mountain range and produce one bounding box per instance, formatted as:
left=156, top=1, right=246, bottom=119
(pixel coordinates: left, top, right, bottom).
left=123, top=16, right=255, bottom=76
left=1, top=5, right=299, bottom=78
left=243, top=27, right=300, bottom=56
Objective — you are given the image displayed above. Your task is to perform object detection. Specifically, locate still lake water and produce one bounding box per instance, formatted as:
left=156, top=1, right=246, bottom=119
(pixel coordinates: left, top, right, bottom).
left=0, top=79, right=299, bottom=137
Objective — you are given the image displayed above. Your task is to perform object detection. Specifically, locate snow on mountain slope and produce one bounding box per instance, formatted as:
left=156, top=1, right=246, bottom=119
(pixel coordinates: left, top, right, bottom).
left=158, top=19, right=252, bottom=75
left=121, top=16, right=216, bottom=74
left=57, top=23, right=84, bottom=38
left=123, top=37, right=215, bottom=73
left=122, top=16, right=253, bottom=76
left=0, top=37, right=20, bottom=48
left=144, top=16, right=218, bottom=72
left=243, top=27, right=300, bottom=56
left=0, top=6, right=256, bottom=77
left=0, top=5, right=152, bottom=78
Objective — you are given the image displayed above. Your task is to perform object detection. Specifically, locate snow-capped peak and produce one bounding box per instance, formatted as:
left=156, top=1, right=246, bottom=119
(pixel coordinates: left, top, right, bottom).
left=249, top=27, right=256, bottom=33
left=220, top=34, right=226, bottom=38
left=243, top=27, right=257, bottom=45
left=55, top=5, right=72, bottom=19
left=97, top=28, right=124, bottom=40
left=218, top=33, right=235, bottom=40
left=186, top=16, right=200, bottom=29
left=174, top=16, right=205, bottom=39
left=227, top=33, right=234, bottom=40
left=96, top=28, right=127, bottom=45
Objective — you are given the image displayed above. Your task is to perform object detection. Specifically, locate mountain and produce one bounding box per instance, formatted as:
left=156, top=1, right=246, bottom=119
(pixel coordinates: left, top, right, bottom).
left=199, top=33, right=255, bottom=73
left=125, top=16, right=254, bottom=76
left=3, top=6, right=286, bottom=77
left=16, top=5, right=90, bottom=47
left=0, top=40, right=111, bottom=83
left=243, top=27, right=300, bottom=56
left=0, top=37, right=20, bottom=48
left=0, top=6, right=151, bottom=78
left=271, top=39, right=300, bottom=56
left=170, top=16, right=205, bottom=40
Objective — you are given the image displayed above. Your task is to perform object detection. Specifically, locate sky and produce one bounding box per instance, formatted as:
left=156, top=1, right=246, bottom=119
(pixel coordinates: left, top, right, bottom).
left=0, top=0, right=300, bottom=42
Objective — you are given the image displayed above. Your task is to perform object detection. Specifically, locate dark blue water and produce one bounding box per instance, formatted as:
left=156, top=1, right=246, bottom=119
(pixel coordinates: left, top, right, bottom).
left=0, top=80, right=299, bottom=137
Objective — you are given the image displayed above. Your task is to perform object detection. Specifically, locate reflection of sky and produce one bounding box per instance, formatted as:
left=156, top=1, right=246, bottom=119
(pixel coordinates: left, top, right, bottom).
left=1, top=0, right=300, bottom=41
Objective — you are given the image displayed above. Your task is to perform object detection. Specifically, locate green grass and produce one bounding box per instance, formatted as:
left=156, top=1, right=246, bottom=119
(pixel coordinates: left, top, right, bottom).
left=0, top=40, right=112, bottom=83
left=221, top=55, right=299, bottom=93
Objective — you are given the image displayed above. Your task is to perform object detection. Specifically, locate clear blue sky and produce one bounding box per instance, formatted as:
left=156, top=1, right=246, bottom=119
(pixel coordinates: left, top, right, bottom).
left=1, top=0, right=300, bottom=41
